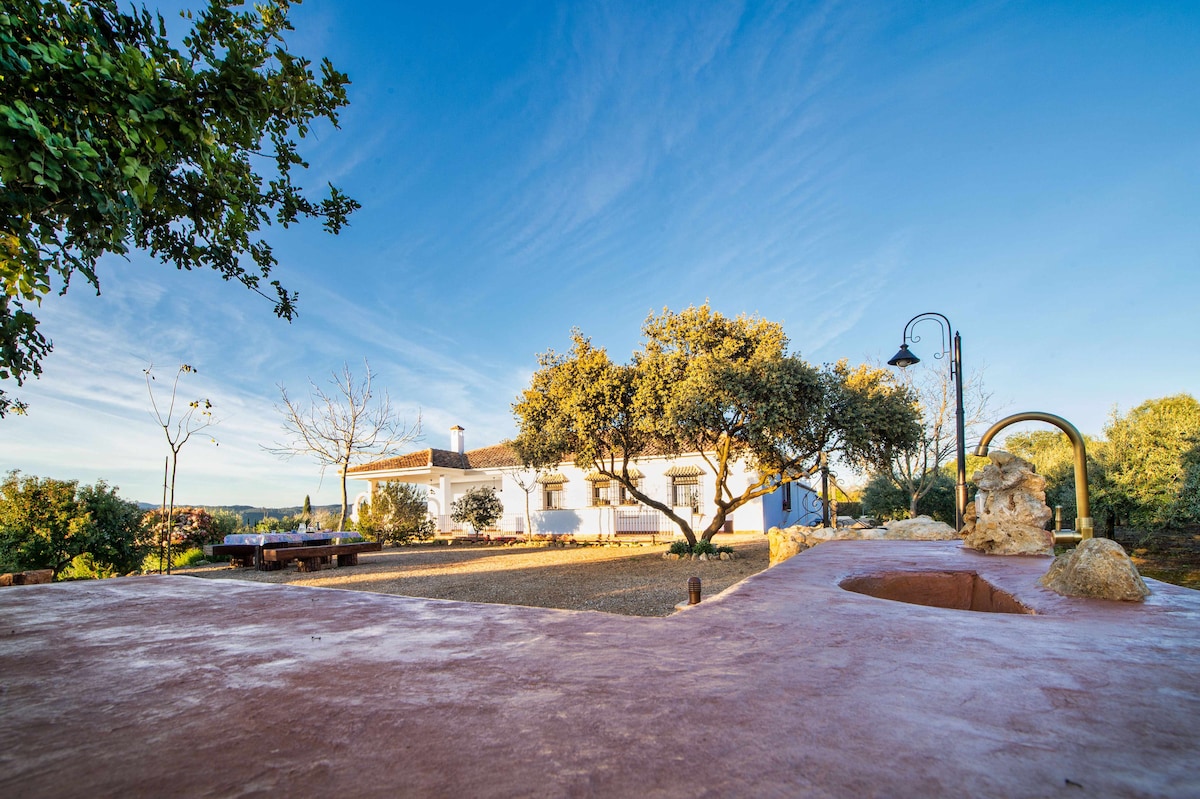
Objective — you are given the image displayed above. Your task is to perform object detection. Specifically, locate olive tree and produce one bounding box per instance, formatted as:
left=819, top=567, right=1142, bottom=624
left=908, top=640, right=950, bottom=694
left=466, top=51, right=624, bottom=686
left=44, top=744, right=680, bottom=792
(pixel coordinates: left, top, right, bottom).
left=0, top=0, right=358, bottom=415
left=512, top=305, right=920, bottom=545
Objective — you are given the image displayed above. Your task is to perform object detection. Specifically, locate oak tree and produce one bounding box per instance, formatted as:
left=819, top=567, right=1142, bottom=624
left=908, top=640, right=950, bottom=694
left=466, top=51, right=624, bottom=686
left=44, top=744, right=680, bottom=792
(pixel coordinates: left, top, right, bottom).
left=512, top=305, right=920, bottom=545
left=0, top=471, right=147, bottom=577
left=0, top=0, right=358, bottom=415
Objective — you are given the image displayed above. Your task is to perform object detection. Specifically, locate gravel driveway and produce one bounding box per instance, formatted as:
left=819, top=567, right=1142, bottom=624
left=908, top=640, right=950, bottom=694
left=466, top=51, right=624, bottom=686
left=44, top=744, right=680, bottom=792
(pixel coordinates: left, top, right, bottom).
left=182, top=535, right=769, bottom=616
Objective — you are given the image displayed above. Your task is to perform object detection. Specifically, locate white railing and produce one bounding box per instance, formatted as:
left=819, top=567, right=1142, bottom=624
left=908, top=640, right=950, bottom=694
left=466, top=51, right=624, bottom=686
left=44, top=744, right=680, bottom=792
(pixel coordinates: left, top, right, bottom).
left=435, top=514, right=525, bottom=536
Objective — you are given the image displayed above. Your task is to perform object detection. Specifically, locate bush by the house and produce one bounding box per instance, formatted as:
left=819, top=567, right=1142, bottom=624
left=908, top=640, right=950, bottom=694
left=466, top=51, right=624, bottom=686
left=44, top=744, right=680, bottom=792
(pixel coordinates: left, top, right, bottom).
left=450, top=486, right=503, bottom=533
left=359, top=482, right=436, bottom=545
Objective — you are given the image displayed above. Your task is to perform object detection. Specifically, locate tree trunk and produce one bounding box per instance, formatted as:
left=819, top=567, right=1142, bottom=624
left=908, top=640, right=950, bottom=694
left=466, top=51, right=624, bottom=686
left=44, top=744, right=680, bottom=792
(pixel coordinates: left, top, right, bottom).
left=523, top=487, right=534, bottom=540
left=909, top=494, right=920, bottom=519
left=166, top=450, right=178, bottom=575
left=338, top=461, right=349, bottom=532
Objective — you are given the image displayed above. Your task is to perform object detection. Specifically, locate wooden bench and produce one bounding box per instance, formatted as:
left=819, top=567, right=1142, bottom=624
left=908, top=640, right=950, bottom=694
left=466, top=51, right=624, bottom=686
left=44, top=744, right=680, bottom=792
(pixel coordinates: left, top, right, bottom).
left=206, top=540, right=336, bottom=569
left=206, top=544, right=260, bottom=568
left=258, top=541, right=382, bottom=572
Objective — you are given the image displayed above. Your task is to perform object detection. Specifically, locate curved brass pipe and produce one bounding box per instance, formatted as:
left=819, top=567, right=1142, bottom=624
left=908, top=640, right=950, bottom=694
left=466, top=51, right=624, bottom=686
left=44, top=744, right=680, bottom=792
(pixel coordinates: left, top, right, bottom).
left=974, top=412, right=1092, bottom=540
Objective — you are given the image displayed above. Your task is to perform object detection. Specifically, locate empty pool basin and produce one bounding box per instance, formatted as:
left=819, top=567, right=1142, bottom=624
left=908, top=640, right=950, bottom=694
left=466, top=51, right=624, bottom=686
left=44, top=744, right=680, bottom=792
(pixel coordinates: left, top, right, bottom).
left=840, top=571, right=1035, bottom=614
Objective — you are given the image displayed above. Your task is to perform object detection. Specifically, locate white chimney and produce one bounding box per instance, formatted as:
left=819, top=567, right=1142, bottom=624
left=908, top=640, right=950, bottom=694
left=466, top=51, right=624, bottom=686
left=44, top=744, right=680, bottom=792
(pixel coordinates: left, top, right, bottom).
left=449, top=425, right=465, bottom=455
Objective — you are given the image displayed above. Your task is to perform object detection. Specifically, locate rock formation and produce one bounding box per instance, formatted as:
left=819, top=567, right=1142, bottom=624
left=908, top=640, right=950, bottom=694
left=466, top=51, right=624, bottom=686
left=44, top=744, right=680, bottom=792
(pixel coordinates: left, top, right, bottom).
left=881, top=516, right=958, bottom=541
left=767, top=516, right=956, bottom=567
left=961, top=451, right=1054, bottom=556
left=1040, top=538, right=1150, bottom=601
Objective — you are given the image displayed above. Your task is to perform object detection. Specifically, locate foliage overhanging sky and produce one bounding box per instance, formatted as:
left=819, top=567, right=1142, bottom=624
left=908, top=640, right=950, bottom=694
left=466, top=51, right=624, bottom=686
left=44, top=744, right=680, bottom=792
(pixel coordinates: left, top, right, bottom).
left=1, top=0, right=1197, bottom=505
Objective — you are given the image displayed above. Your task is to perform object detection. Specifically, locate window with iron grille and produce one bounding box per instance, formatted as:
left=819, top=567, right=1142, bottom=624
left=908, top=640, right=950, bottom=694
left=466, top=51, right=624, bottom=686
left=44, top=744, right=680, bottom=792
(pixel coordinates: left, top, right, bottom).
left=543, top=484, right=564, bottom=510
left=590, top=480, right=612, bottom=506
left=617, top=479, right=642, bottom=505
left=672, top=475, right=700, bottom=508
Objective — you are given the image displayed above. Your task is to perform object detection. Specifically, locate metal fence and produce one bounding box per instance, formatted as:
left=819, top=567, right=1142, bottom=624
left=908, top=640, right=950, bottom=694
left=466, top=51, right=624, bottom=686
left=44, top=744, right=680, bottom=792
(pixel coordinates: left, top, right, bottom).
left=614, top=509, right=673, bottom=534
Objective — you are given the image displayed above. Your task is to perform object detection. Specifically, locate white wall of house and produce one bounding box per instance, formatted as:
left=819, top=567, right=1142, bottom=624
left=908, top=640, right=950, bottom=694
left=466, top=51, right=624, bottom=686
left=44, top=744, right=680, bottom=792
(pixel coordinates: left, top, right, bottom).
left=350, top=427, right=822, bottom=537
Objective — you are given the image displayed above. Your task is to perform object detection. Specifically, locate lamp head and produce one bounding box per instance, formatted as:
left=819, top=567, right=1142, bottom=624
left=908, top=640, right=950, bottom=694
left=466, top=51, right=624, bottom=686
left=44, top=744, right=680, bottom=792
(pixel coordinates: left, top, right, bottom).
left=887, top=343, right=920, bottom=368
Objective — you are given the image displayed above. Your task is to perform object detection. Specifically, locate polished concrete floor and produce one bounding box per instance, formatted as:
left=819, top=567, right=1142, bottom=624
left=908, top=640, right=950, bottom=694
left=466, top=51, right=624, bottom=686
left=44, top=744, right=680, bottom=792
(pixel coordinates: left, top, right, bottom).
left=1, top=541, right=1197, bottom=798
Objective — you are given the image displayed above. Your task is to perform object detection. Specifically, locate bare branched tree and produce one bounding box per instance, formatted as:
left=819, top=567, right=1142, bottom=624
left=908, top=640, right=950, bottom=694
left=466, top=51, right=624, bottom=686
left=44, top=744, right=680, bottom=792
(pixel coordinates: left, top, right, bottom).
left=499, top=448, right=552, bottom=540
left=266, top=361, right=420, bottom=531
left=145, top=363, right=216, bottom=574
left=887, top=360, right=994, bottom=518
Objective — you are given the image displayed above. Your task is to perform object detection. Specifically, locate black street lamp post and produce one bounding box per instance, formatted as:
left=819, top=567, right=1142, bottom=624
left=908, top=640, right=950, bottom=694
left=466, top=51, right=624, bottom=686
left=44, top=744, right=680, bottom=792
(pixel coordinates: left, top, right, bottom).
left=888, top=312, right=968, bottom=531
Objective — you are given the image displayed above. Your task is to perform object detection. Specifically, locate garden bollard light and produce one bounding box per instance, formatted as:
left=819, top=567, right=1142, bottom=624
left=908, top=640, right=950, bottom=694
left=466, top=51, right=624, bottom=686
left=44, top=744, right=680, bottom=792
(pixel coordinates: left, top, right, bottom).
left=687, top=576, right=702, bottom=605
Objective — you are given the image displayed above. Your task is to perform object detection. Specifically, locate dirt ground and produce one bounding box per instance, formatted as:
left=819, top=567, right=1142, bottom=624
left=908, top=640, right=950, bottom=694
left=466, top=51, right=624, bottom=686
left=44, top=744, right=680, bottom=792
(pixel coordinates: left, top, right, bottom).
left=182, top=534, right=770, bottom=616
left=1113, top=525, right=1200, bottom=590
left=178, top=527, right=1200, bottom=615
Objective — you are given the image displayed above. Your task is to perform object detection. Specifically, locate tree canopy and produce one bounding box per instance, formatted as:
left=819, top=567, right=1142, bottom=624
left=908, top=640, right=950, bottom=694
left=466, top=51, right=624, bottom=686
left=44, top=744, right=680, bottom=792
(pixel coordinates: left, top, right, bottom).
left=512, top=305, right=920, bottom=544
left=0, top=471, right=148, bottom=577
left=1103, top=394, right=1200, bottom=529
left=0, top=0, right=358, bottom=415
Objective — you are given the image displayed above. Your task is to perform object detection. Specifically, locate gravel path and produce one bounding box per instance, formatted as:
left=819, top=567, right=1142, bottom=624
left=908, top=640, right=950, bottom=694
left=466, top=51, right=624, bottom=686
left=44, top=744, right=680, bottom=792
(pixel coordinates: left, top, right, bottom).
left=182, top=535, right=769, bottom=616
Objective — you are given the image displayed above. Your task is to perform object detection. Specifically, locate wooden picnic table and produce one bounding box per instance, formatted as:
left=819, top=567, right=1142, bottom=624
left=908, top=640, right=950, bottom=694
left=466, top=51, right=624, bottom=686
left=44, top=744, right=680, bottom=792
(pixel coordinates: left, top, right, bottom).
left=205, top=535, right=379, bottom=571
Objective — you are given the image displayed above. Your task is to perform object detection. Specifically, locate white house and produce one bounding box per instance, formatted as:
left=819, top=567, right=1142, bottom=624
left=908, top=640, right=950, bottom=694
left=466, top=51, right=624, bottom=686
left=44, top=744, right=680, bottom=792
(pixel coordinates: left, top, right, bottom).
left=349, top=426, right=822, bottom=539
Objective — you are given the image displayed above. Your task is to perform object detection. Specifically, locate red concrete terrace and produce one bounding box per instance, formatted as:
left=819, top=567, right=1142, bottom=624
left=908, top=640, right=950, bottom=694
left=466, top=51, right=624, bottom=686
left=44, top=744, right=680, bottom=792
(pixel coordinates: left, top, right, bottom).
left=1, top=540, right=1197, bottom=798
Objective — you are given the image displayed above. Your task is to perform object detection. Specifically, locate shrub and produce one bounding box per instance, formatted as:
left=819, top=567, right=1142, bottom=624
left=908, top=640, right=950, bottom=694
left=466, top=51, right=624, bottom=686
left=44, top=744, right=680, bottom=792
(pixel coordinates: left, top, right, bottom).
left=358, top=483, right=436, bottom=545
left=142, top=506, right=219, bottom=549
left=860, top=470, right=955, bottom=524
left=450, top=486, right=503, bottom=532
left=692, top=539, right=717, bottom=556
left=59, top=553, right=119, bottom=580
left=668, top=539, right=692, bottom=555
left=140, top=546, right=208, bottom=573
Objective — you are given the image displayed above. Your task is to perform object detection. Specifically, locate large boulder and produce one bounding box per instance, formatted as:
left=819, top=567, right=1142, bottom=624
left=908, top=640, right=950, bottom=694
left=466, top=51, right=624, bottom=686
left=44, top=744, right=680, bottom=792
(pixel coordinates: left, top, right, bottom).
left=881, top=515, right=958, bottom=541
left=767, top=526, right=809, bottom=566
left=767, top=516, right=953, bottom=566
left=962, top=451, right=1054, bottom=556
left=1040, top=538, right=1150, bottom=601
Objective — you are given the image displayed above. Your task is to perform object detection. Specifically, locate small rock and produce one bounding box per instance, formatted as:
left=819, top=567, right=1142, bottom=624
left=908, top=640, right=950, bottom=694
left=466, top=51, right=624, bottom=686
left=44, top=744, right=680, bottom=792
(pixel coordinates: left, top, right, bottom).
left=13, top=569, right=52, bottom=585
left=1040, top=538, right=1150, bottom=601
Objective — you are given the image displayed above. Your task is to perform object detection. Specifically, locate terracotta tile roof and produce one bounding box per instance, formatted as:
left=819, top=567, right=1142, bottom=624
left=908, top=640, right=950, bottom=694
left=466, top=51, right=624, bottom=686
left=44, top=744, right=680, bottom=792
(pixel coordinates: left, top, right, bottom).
left=348, top=449, right=434, bottom=473
left=465, top=443, right=522, bottom=468
left=350, top=439, right=700, bottom=477
left=349, top=442, right=522, bottom=474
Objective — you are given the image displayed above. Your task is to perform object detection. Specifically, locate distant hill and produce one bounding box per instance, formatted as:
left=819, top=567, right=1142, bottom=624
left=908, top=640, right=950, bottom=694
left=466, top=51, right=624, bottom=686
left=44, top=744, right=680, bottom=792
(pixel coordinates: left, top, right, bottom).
left=136, top=503, right=343, bottom=525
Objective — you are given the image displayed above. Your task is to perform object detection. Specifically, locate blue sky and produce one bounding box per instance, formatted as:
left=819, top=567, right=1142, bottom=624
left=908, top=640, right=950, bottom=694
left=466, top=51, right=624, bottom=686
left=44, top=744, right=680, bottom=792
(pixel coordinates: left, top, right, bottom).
left=1, top=0, right=1197, bottom=506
